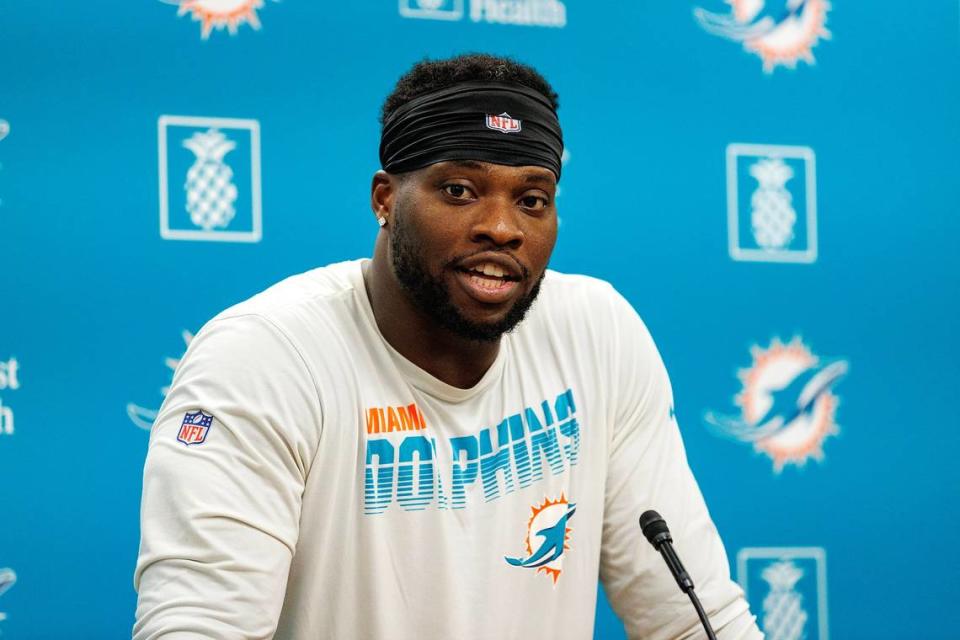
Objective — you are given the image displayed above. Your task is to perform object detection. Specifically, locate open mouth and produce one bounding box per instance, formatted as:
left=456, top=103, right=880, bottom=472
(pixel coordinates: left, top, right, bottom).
left=458, top=262, right=521, bottom=288
left=454, top=261, right=522, bottom=303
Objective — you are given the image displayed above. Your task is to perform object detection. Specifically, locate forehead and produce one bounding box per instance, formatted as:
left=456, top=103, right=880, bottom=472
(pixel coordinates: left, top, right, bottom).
left=416, top=160, right=557, bottom=187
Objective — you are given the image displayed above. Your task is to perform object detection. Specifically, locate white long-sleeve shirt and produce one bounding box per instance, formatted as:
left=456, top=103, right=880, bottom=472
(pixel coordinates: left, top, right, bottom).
left=134, top=259, right=762, bottom=640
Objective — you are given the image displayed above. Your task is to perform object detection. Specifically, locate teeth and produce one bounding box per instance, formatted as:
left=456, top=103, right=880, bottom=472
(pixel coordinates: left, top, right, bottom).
left=474, top=263, right=506, bottom=278
left=470, top=274, right=506, bottom=290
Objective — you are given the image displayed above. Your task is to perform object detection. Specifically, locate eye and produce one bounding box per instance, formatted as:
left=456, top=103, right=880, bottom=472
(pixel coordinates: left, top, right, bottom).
left=519, top=194, right=550, bottom=211
left=441, top=183, right=476, bottom=201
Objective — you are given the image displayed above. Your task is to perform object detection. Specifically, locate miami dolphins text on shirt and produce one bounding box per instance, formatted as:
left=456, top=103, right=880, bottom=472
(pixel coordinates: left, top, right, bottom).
left=364, top=388, right=579, bottom=515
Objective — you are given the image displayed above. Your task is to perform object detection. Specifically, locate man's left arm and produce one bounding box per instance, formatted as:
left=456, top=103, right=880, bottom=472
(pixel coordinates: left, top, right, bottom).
left=597, top=288, right=762, bottom=640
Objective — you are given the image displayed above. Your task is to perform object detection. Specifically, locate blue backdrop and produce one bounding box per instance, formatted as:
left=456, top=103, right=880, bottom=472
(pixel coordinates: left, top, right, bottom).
left=1, top=1, right=959, bottom=638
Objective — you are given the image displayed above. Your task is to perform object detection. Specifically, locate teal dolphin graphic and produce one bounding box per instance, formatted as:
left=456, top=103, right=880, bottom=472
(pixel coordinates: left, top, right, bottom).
left=505, top=504, right=576, bottom=569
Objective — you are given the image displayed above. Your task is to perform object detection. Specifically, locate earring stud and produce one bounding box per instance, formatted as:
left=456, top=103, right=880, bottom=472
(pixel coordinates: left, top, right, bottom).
left=377, top=216, right=387, bottom=227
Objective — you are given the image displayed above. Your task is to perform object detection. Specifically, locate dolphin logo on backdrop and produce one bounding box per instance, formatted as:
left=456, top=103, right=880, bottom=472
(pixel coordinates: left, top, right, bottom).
left=0, top=568, right=16, bottom=623
left=127, top=330, right=193, bottom=430
left=162, top=0, right=279, bottom=39
left=704, top=337, right=848, bottom=472
left=694, top=0, right=831, bottom=72
left=505, top=494, right=576, bottom=584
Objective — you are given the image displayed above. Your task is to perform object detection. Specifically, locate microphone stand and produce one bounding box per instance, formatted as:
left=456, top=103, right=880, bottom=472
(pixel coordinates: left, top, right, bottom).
left=640, top=510, right=718, bottom=640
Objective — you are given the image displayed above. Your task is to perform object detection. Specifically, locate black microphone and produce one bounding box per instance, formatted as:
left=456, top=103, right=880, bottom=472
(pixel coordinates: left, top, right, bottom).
left=639, top=510, right=718, bottom=640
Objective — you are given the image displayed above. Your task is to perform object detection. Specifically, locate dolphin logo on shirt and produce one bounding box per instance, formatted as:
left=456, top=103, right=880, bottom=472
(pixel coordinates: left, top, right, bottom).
left=505, top=504, right=576, bottom=569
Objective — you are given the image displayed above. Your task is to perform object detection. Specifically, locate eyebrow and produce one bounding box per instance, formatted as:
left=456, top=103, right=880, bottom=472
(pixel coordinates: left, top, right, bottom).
left=449, top=160, right=487, bottom=171
left=447, top=160, right=556, bottom=186
left=522, top=172, right=556, bottom=186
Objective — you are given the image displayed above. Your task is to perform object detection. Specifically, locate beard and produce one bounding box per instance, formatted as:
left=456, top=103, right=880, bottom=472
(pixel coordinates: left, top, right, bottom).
left=389, top=207, right=545, bottom=343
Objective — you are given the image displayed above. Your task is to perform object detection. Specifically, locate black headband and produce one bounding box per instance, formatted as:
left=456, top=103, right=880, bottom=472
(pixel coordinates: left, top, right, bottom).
left=379, top=81, right=564, bottom=179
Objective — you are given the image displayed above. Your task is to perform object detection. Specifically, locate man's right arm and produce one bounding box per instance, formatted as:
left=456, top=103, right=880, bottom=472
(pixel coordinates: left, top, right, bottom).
left=596, top=287, right=762, bottom=639
left=133, top=314, right=323, bottom=640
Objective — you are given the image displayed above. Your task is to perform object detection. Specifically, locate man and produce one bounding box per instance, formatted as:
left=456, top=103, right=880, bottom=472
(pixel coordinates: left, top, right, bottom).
left=134, top=54, right=762, bottom=639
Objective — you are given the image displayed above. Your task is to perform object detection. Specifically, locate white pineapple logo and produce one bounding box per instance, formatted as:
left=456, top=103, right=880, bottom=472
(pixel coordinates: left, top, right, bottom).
left=761, top=559, right=808, bottom=640
left=749, top=156, right=797, bottom=250
left=182, top=128, right=239, bottom=231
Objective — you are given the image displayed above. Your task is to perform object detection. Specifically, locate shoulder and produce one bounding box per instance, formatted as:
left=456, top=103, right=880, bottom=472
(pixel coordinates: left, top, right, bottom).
left=196, top=260, right=363, bottom=343
left=520, top=269, right=658, bottom=365
left=185, top=260, right=365, bottom=374
left=540, top=269, right=617, bottom=297
left=531, top=269, right=640, bottom=327
left=213, top=259, right=362, bottom=325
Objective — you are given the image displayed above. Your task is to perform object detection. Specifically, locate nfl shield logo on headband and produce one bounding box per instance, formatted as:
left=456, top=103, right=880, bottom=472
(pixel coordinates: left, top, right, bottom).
left=485, top=112, right=522, bottom=134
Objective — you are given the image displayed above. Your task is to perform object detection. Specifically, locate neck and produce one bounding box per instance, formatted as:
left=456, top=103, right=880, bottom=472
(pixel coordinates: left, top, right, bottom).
left=362, top=239, right=501, bottom=389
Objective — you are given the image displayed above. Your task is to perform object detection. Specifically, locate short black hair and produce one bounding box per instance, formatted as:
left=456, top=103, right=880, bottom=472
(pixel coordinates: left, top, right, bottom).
left=380, top=53, right=559, bottom=127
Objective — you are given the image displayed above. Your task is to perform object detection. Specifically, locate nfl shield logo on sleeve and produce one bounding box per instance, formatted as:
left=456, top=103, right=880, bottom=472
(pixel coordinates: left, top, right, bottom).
left=177, top=410, right=214, bottom=445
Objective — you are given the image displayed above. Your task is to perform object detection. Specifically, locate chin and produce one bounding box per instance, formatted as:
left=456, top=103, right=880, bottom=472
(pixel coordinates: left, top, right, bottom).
left=461, top=309, right=513, bottom=328
left=448, top=302, right=528, bottom=342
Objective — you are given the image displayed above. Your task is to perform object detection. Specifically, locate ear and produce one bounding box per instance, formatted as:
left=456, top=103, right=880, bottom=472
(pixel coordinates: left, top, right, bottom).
left=371, top=170, right=398, bottom=224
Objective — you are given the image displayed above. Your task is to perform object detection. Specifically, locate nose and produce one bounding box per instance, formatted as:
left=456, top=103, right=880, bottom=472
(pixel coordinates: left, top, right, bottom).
left=470, top=199, right=524, bottom=250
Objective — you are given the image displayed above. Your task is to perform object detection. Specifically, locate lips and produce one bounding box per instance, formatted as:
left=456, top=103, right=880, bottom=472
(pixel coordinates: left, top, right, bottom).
left=457, top=253, right=524, bottom=281
left=455, top=270, right=520, bottom=304
left=453, top=253, right=525, bottom=305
